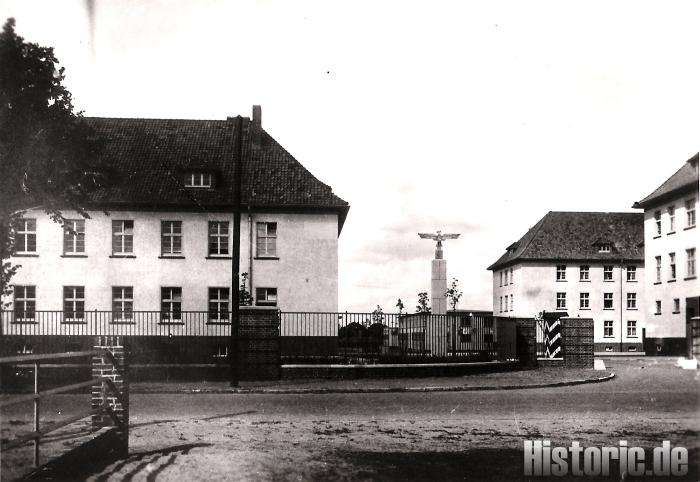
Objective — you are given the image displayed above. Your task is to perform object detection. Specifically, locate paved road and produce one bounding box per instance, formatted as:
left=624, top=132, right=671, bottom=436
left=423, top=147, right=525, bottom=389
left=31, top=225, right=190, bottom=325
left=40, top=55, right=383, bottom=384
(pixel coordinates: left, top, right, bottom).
left=128, top=358, right=698, bottom=423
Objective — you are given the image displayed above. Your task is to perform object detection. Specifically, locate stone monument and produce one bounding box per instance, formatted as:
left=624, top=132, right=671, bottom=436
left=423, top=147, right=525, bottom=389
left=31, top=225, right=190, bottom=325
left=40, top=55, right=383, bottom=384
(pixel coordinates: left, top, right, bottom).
left=418, top=230, right=460, bottom=315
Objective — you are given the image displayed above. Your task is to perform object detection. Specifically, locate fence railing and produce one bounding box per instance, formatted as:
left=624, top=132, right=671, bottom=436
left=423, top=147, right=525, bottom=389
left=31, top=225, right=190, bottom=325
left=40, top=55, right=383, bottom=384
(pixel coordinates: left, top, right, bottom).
left=1, top=310, right=517, bottom=364
left=0, top=350, right=127, bottom=470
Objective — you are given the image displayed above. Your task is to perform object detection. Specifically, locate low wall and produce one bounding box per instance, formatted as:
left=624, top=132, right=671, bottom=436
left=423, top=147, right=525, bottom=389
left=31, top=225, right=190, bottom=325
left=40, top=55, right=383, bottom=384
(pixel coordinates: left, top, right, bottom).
left=538, top=318, right=594, bottom=368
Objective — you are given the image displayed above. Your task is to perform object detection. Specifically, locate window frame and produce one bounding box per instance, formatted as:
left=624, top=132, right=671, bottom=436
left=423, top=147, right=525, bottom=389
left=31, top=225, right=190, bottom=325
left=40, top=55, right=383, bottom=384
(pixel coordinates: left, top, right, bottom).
left=112, top=220, right=134, bottom=255
left=626, top=266, right=636, bottom=282
left=686, top=198, right=696, bottom=228
left=63, top=286, right=85, bottom=322
left=161, top=287, right=182, bottom=322
left=603, top=265, right=613, bottom=281
left=579, top=265, right=590, bottom=281
left=673, top=298, right=680, bottom=314
left=603, top=320, right=613, bottom=338
left=655, top=256, right=662, bottom=283
left=184, top=172, right=213, bottom=188
left=510, top=294, right=513, bottom=312
left=556, top=292, right=566, bottom=310
left=13, top=285, right=36, bottom=322
left=112, top=286, right=134, bottom=322
left=668, top=205, right=675, bottom=232
left=208, top=287, right=230, bottom=322
left=207, top=221, right=230, bottom=257
left=256, top=222, right=278, bottom=258
left=62, top=219, right=86, bottom=255
left=556, top=265, right=566, bottom=281
left=654, top=210, right=662, bottom=236
left=627, top=320, right=637, bottom=338
left=579, top=292, right=590, bottom=310
left=626, top=292, right=637, bottom=310
left=255, top=287, right=278, bottom=307
left=161, top=221, right=183, bottom=257
left=687, top=248, right=696, bottom=278
left=14, top=219, right=37, bottom=254
left=603, top=292, right=613, bottom=310
left=669, top=252, right=676, bottom=280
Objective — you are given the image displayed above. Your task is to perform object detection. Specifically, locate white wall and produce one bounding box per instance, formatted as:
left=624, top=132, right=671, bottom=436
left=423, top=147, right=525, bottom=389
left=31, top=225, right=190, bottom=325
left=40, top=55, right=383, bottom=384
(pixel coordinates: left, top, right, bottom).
left=643, top=190, right=699, bottom=338
left=5, top=208, right=339, bottom=314
left=493, top=261, right=645, bottom=344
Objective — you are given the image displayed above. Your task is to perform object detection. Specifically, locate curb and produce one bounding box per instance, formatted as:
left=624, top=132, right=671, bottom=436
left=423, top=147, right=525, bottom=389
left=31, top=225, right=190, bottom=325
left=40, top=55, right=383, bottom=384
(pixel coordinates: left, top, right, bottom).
left=132, top=372, right=616, bottom=395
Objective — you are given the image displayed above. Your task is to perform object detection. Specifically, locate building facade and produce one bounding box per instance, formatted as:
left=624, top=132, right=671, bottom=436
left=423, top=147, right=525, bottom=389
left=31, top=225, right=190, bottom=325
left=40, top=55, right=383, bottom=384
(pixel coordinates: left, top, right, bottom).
left=633, top=153, right=699, bottom=355
left=2, top=107, right=349, bottom=334
left=488, top=212, right=645, bottom=354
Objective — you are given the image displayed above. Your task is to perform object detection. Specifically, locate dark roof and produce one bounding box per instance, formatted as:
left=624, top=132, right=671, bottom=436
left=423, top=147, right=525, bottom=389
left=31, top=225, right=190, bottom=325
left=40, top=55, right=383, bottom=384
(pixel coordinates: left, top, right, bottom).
left=81, top=116, right=349, bottom=232
left=633, top=153, right=699, bottom=209
left=487, top=211, right=644, bottom=270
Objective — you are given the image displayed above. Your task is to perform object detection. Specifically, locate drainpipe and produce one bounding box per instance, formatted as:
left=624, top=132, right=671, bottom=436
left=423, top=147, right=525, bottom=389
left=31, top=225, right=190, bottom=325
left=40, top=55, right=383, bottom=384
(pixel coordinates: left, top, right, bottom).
left=619, top=258, right=624, bottom=354
left=248, top=207, right=253, bottom=300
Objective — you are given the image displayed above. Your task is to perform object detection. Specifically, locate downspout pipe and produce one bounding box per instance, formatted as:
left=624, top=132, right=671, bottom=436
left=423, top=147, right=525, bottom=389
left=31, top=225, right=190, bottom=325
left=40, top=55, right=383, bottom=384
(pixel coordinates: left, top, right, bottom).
left=248, top=207, right=253, bottom=301
left=620, top=258, right=624, bottom=353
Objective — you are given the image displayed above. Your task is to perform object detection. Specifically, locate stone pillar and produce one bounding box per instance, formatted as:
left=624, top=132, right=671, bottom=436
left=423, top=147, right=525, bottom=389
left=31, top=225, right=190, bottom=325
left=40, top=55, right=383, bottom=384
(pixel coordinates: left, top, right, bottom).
left=431, top=258, right=447, bottom=315
left=92, top=336, right=129, bottom=456
left=239, top=306, right=281, bottom=380
left=515, top=318, right=537, bottom=367
left=560, top=318, right=594, bottom=368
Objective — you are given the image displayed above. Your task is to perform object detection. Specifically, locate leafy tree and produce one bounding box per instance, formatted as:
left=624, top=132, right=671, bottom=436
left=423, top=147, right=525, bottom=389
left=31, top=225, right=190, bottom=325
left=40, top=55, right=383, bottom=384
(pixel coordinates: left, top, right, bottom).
left=371, top=305, right=384, bottom=323
left=239, top=272, right=253, bottom=306
left=395, top=298, right=405, bottom=315
left=0, top=18, right=111, bottom=304
left=415, top=292, right=431, bottom=313
left=445, top=278, right=463, bottom=310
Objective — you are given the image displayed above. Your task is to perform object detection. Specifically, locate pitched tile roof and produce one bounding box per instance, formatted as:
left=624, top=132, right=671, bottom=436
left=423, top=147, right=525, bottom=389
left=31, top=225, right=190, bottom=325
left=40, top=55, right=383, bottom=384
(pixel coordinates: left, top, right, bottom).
left=81, top=115, right=349, bottom=231
left=487, top=211, right=644, bottom=270
left=633, top=153, right=699, bottom=209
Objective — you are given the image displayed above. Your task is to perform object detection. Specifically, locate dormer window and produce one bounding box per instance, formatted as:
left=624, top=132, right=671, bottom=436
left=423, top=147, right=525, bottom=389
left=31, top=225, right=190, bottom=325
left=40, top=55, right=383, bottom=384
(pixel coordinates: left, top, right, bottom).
left=598, top=243, right=611, bottom=253
left=185, top=172, right=212, bottom=188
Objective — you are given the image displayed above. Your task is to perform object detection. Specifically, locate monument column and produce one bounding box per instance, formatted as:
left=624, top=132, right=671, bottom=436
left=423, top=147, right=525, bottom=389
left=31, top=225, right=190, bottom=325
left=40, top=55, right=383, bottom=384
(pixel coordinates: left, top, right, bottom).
left=419, top=230, right=460, bottom=316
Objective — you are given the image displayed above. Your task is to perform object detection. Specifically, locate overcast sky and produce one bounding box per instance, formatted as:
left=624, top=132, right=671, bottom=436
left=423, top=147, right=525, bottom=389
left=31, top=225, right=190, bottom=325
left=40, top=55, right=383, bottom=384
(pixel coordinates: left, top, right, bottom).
left=2, top=0, right=698, bottom=313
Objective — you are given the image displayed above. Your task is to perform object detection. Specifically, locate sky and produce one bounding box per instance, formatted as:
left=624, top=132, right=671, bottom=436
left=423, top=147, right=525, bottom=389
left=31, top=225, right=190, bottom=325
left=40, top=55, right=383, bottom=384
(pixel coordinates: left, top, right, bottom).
left=1, top=0, right=698, bottom=313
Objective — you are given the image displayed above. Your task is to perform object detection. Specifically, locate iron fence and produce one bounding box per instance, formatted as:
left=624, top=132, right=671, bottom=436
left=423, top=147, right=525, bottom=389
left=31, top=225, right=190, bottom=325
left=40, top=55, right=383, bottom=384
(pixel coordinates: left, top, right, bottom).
left=1, top=310, right=517, bottom=365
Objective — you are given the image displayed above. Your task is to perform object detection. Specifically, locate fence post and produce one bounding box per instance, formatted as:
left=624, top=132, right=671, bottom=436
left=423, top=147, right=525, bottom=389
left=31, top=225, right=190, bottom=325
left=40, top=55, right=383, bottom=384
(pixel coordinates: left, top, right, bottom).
left=91, top=335, right=129, bottom=457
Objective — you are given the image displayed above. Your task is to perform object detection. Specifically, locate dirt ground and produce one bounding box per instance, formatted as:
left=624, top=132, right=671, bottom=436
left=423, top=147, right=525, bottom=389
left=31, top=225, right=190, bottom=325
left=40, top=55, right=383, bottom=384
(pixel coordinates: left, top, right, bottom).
left=85, top=415, right=699, bottom=481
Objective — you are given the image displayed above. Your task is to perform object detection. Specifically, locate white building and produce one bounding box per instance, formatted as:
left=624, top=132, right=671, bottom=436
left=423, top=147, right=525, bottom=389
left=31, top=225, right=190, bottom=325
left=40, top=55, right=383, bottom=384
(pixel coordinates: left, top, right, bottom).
left=633, top=153, right=699, bottom=356
left=488, top=211, right=645, bottom=355
left=3, top=106, right=349, bottom=335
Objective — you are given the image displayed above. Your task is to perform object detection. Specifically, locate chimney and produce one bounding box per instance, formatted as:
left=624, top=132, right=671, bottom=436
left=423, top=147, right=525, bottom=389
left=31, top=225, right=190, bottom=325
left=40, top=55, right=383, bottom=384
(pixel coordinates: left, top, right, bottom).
left=252, top=105, right=262, bottom=147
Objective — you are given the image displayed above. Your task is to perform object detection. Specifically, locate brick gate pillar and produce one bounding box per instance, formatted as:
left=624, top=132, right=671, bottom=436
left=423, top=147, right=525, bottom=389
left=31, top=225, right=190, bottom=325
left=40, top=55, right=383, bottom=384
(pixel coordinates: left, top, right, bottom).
left=91, top=336, right=129, bottom=455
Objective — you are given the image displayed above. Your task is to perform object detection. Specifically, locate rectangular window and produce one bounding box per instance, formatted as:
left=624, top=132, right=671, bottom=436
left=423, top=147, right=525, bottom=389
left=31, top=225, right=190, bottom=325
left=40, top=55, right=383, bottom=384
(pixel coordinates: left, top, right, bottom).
left=655, top=256, right=662, bottom=282
left=13, top=285, right=36, bottom=321
left=504, top=295, right=509, bottom=311
left=655, top=300, right=661, bottom=315
left=161, top=287, right=182, bottom=322
left=556, top=292, right=566, bottom=310
left=627, top=320, right=637, bottom=337
left=256, top=222, right=277, bottom=257
left=112, top=220, right=134, bottom=255
left=499, top=296, right=503, bottom=312
left=579, top=265, right=589, bottom=281
left=627, top=292, right=637, bottom=310
left=687, top=198, right=696, bottom=228
left=579, top=292, right=590, bottom=309
left=15, top=219, right=37, bottom=253
left=63, top=286, right=85, bottom=322
left=669, top=252, right=676, bottom=280
left=673, top=298, right=680, bottom=313
left=63, top=219, right=85, bottom=254
left=626, top=266, right=636, bottom=282
left=208, top=287, right=230, bottom=322
left=654, top=210, right=661, bottom=235
left=668, top=205, right=675, bottom=232
left=112, top=286, right=134, bottom=322
left=509, top=268, right=513, bottom=285
left=510, top=294, right=513, bottom=311
left=556, top=265, right=566, bottom=281
left=208, top=221, right=229, bottom=256
left=255, top=287, right=278, bottom=307
left=499, top=271, right=503, bottom=287
left=184, top=172, right=212, bottom=188
left=603, top=320, right=613, bottom=338
left=598, top=243, right=611, bottom=253
left=687, top=248, right=696, bottom=278
left=161, top=221, right=183, bottom=256
left=603, top=265, right=613, bottom=281
left=603, top=292, right=613, bottom=310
